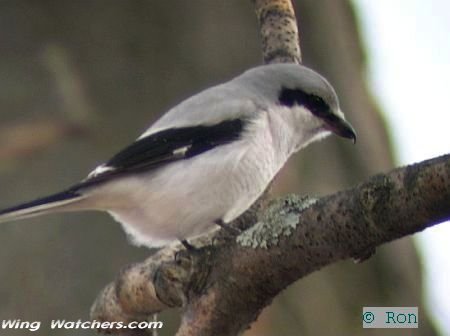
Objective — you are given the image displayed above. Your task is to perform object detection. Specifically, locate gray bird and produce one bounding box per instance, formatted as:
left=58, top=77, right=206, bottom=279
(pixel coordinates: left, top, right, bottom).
left=0, top=63, right=356, bottom=248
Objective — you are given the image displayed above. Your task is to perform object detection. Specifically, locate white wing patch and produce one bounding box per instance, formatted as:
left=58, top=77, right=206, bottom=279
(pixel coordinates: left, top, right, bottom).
left=172, top=145, right=192, bottom=157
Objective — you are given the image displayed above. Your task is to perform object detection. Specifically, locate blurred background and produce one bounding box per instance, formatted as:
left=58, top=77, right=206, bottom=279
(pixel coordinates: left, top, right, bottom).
left=0, top=1, right=448, bottom=335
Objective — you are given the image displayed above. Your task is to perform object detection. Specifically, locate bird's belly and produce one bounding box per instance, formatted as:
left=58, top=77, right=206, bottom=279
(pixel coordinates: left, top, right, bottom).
left=98, top=139, right=284, bottom=248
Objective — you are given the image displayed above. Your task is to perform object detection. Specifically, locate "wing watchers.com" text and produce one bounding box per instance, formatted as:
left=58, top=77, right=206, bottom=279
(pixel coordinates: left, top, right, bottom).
left=1, top=319, right=163, bottom=332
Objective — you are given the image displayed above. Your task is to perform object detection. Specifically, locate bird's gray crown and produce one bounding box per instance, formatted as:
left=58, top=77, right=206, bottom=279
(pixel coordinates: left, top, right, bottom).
left=237, top=63, right=340, bottom=115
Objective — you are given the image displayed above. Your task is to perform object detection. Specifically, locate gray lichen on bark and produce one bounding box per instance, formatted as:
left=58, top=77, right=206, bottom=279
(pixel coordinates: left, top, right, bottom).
left=237, top=195, right=317, bottom=248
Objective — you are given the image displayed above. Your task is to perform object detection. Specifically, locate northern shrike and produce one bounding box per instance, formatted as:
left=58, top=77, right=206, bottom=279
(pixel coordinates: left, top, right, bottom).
left=0, top=63, right=356, bottom=247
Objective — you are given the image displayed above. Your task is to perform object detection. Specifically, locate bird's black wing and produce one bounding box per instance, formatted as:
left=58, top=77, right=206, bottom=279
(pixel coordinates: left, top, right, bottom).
left=75, top=119, right=245, bottom=189
left=0, top=119, right=247, bottom=218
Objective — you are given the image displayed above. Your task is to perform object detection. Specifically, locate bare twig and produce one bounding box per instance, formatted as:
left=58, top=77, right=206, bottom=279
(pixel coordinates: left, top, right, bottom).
left=253, top=0, right=301, bottom=64
left=0, top=119, right=85, bottom=163
left=42, top=44, right=96, bottom=126
left=1, top=45, right=94, bottom=166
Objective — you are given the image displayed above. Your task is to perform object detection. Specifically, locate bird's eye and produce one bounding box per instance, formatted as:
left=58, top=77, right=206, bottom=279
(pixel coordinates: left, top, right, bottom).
left=307, top=95, right=330, bottom=117
left=278, top=89, right=329, bottom=115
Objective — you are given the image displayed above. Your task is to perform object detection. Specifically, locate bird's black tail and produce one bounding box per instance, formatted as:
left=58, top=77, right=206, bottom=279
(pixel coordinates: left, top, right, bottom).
left=0, top=189, right=85, bottom=224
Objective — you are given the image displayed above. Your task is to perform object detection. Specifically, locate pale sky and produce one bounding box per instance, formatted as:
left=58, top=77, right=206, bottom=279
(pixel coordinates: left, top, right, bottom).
left=353, top=0, right=450, bottom=334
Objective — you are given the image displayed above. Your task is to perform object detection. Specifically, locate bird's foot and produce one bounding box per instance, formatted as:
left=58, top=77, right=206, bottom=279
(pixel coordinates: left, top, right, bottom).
left=214, top=219, right=241, bottom=235
left=175, top=239, right=201, bottom=264
left=180, top=239, right=197, bottom=251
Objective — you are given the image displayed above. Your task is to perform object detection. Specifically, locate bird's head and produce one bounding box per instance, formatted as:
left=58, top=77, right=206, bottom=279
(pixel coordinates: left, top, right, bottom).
left=243, top=63, right=356, bottom=146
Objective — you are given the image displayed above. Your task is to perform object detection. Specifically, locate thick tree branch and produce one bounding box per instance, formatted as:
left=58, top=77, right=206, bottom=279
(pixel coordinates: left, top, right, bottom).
left=91, top=154, right=450, bottom=335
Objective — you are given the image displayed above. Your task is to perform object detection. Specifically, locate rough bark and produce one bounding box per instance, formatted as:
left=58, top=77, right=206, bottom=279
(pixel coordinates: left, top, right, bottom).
left=91, top=155, right=450, bottom=335
left=253, top=0, right=301, bottom=64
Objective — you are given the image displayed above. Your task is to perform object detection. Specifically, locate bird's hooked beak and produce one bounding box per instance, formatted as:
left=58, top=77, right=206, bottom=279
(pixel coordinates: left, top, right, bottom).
left=323, top=112, right=357, bottom=144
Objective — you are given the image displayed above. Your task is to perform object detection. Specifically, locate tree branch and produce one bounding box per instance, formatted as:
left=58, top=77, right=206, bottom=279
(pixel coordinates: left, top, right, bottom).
left=253, top=0, right=302, bottom=64
left=0, top=119, right=86, bottom=163
left=91, top=154, right=450, bottom=335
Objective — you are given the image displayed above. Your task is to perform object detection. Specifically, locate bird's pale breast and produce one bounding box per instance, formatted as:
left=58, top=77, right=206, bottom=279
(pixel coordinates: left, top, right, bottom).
left=101, top=112, right=291, bottom=247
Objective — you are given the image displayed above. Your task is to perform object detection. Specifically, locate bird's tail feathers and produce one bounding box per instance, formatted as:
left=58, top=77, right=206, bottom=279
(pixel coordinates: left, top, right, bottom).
left=0, top=189, right=87, bottom=224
